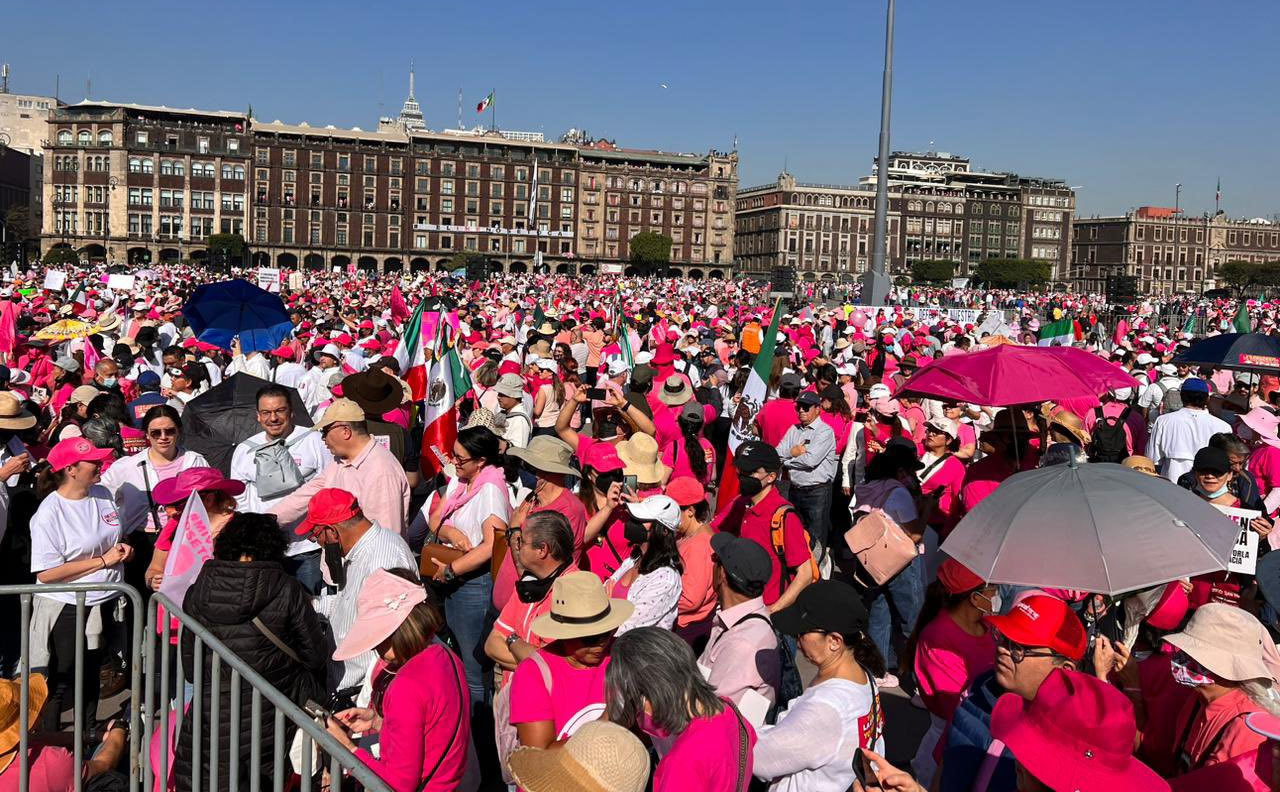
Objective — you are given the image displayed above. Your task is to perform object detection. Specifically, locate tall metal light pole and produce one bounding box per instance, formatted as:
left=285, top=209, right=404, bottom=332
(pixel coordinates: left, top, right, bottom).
left=863, top=0, right=895, bottom=306
left=1175, top=183, right=1182, bottom=214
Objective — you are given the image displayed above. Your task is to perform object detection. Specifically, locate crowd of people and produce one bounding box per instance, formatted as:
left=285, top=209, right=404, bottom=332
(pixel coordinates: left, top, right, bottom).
left=0, top=262, right=1278, bottom=792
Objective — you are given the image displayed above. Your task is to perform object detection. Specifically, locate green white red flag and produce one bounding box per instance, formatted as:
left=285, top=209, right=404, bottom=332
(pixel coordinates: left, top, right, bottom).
left=393, top=299, right=429, bottom=401
left=420, top=322, right=471, bottom=478
left=716, top=299, right=783, bottom=512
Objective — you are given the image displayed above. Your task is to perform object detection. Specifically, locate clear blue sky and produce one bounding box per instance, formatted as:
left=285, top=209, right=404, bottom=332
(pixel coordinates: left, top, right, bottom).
left=7, top=0, right=1278, bottom=217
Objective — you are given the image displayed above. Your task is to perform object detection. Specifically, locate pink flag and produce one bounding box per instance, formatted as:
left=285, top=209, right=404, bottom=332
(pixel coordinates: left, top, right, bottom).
left=1113, top=318, right=1130, bottom=348
left=0, top=301, right=17, bottom=364
left=83, top=336, right=101, bottom=374
left=390, top=284, right=411, bottom=324
left=158, top=494, right=214, bottom=606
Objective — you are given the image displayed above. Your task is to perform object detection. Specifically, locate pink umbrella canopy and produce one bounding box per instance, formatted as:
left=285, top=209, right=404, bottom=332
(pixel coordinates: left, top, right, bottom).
left=899, top=345, right=1139, bottom=406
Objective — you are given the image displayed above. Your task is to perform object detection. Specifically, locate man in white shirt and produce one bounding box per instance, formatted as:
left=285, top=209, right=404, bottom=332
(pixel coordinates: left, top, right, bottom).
left=230, top=384, right=333, bottom=592
left=295, top=488, right=415, bottom=696
left=268, top=346, right=306, bottom=388
left=298, top=345, right=341, bottom=412
left=1147, top=378, right=1232, bottom=481
left=494, top=373, right=532, bottom=450
left=1139, top=362, right=1183, bottom=417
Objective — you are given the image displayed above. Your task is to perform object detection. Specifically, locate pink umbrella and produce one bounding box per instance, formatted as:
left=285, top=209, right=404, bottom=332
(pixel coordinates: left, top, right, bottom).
left=900, top=345, right=1139, bottom=406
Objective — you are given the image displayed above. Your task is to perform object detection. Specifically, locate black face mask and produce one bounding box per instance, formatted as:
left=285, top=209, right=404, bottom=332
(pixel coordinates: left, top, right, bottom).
left=593, top=470, right=623, bottom=495
left=323, top=542, right=346, bottom=588
left=738, top=474, right=765, bottom=499
left=515, top=561, right=569, bottom=604
left=623, top=518, right=650, bottom=545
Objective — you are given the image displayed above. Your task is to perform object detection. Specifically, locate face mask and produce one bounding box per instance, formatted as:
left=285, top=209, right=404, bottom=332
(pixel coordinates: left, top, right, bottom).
left=515, top=562, right=568, bottom=604
left=1171, top=654, right=1214, bottom=687
left=101, top=377, right=118, bottom=388
left=637, top=711, right=669, bottom=739
left=973, top=590, right=1002, bottom=615
left=323, top=542, right=346, bottom=589
left=593, top=471, right=623, bottom=495
left=623, top=519, right=650, bottom=546
left=738, top=474, right=765, bottom=499
left=1196, top=483, right=1230, bottom=500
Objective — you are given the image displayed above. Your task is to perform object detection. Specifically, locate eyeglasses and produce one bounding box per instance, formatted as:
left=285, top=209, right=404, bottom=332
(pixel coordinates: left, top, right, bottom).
left=451, top=453, right=476, bottom=466
left=320, top=423, right=348, bottom=438
left=993, top=631, right=1057, bottom=664
left=257, top=408, right=290, bottom=418
left=148, top=427, right=178, bottom=439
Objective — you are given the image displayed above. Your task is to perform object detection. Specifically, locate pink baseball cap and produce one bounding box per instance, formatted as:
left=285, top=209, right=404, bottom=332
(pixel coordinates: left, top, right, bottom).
left=47, top=437, right=115, bottom=472
left=152, top=467, right=246, bottom=506
left=586, top=443, right=624, bottom=473
left=332, top=569, right=427, bottom=661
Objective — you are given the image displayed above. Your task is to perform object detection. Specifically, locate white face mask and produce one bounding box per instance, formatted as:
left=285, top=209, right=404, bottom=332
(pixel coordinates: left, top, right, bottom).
left=974, top=590, right=1002, bottom=615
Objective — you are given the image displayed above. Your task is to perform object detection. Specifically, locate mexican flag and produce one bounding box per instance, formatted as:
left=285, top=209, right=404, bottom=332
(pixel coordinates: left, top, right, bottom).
left=614, top=308, right=634, bottom=367
left=1037, top=317, right=1080, bottom=347
left=476, top=91, right=494, bottom=114
left=1233, top=302, right=1252, bottom=334
left=420, top=323, right=471, bottom=478
left=393, top=299, right=429, bottom=401
left=716, top=299, right=783, bottom=513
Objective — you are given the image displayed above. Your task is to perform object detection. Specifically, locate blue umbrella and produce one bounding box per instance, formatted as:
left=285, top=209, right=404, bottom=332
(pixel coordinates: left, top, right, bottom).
left=1173, top=332, right=1280, bottom=372
left=182, top=279, right=293, bottom=353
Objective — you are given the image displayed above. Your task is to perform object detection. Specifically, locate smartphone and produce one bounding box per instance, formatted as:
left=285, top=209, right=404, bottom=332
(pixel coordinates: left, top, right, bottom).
left=623, top=474, right=638, bottom=493
left=586, top=387, right=607, bottom=400
left=303, top=699, right=335, bottom=724
left=852, top=748, right=881, bottom=789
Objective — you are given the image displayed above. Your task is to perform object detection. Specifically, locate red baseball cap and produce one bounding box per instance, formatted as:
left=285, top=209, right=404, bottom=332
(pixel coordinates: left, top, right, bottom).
left=268, top=344, right=295, bottom=360
left=938, top=558, right=985, bottom=595
left=47, top=437, right=114, bottom=472
left=665, top=476, right=706, bottom=508
left=984, top=594, right=1087, bottom=661
left=295, top=488, right=362, bottom=535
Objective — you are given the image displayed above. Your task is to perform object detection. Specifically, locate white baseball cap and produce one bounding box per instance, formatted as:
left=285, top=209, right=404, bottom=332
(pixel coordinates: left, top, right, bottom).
left=605, top=357, right=629, bottom=377
left=1136, top=353, right=1156, bottom=366
left=625, top=495, right=681, bottom=531
left=867, top=383, right=892, bottom=401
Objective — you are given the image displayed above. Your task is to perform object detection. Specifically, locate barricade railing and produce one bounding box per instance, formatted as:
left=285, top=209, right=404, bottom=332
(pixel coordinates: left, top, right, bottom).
left=2, top=582, right=144, bottom=792
left=144, top=592, right=393, bottom=792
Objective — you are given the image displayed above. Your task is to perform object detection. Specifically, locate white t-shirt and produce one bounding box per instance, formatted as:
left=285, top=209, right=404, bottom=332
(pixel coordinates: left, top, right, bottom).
left=438, top=478, right=512, bottom=547
left=754, top=677, right=884, bottom=792
left=229, top=426, right=334, bottom=556
left=30, top=486, right=125, bottom=605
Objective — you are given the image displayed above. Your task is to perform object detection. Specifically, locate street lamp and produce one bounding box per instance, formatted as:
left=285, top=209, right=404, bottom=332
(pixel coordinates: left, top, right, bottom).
left=104, top=176, right=118, bottom=265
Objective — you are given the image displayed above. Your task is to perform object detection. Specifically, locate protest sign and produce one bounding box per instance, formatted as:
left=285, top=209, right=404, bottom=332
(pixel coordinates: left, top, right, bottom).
left=257, top=266, right=281, bottom=293
left=1215, top=504, right=1261, bottom=575
left=158, top=494, right=214, bottom=605
left=107, top=274, right=135, bottom=291
left=288, top=271, right=304, bottom=290
left=42, top=270, right=66, bottom=292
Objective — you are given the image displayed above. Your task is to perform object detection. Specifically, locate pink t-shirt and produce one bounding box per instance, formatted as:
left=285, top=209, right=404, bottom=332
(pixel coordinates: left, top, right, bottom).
left=920, top=454, right=966, bottom=536
left=1248, top=443, right=1280, bottom=501
left=0, top=746, right=74, bottom=792
left=583, top=510, right=628, bottom=580
left=492, top=490, right=588, bottom=609
left=653, top=705, right=756, bottom=792
left=509, top=651, right=609, bottom=740
left=912, top=612, right=994, bottom=723
left=755, top=399, right=797, bottom=447
left=820, top=412, right=853, bottom=456
left=662, top=435, right=716, bottom=486
left=1081, top=402, right=1147, bottom=456
left=675, top=531, right=716, bottom=631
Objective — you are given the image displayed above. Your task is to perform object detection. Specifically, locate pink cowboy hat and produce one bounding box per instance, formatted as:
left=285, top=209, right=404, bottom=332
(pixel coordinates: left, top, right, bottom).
left=1239, top=407, right=1280, bottom=448
left=332, top=569, right=427, bottom=661
left=152, top=467, right=246, bottom=506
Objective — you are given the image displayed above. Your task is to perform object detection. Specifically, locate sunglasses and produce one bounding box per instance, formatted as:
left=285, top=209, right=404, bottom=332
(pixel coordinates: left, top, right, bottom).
left=993, top=631, right=1057, bottom=664
left=148, top=427, right=178, bottom=438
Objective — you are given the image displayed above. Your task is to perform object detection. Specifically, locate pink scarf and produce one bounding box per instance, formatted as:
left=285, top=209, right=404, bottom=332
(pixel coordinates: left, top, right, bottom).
left=438, top=463, right=507, bottom=523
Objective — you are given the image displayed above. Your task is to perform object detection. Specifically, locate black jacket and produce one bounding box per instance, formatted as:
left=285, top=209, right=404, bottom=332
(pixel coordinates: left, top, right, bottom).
left=175, top=560, right=328, bottom=792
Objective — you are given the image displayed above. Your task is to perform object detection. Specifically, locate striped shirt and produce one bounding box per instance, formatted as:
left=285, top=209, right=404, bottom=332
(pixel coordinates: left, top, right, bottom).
left=314, top=521, right=416, bottom=689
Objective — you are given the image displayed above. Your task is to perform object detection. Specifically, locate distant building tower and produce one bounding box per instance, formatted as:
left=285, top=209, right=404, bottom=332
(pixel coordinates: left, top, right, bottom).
left=398, top=63, right=426, bottom=131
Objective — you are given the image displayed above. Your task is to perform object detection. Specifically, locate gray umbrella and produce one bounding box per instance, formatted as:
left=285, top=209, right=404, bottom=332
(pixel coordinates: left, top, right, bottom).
left=940, top=461, right=1241, bottom=595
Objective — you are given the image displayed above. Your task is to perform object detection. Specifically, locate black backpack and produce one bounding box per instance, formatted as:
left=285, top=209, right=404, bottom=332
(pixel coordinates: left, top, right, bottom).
left=737, top=611, right=803, bottom=724
left=1089, top=405, right=1132, bottom=464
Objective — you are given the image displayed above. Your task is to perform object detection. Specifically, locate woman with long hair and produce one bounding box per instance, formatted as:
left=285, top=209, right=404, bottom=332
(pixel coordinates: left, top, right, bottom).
left=607, top=495, right=684, bottom=633
left=531, top=361, right=567, bottom=438
left=420, top=426, right=508, bottom=706
left=754, top=581, right=886, bottom=791
left=606, top=627, right=755, bottom=791
left=662, top=401, right=715, bottom=489
left=325, top=569, right=477, bottom=792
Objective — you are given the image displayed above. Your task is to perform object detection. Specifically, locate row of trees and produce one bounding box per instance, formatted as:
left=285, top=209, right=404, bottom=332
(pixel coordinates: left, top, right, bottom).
left=908, top=258, right=1053, bottom=288
left=1216, top=260, right=1280, bottom=295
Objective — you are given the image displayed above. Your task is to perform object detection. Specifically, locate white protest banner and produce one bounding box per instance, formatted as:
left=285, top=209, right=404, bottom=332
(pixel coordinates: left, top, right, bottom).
left=158, top=493, right=214, bottom=605
left=1215, top=504, right=1261, bottom=575
left=288, top=271, right=304, bottom=290
left=107, top=273, right=135, bottom=291
left=42, top=270, right=66, bottom=292
left=257, top=267, right=281, bottom=293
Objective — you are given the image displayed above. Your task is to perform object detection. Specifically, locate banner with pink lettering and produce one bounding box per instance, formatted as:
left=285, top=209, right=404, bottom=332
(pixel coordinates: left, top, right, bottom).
left=159, top=494, right=214, bottom=606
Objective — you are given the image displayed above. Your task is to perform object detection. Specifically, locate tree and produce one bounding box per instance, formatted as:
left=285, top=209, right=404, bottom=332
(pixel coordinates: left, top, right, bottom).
left=910, top=259, right=955, bottom=285
left=208, top=232, right=246, bottom=263
left=449, top=250, right=484, bottom=270
left=629, top=231, right=673, bottom=272
left=972, top=258, right=1052, bottom=288
left=42, top=246, right=80, bottom=266
left=1216, top=260, right=1280, bottom=296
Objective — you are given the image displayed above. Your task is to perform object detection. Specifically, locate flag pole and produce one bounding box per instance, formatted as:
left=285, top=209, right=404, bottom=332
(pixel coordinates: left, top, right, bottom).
left=491, top=89, right=496, bottom=132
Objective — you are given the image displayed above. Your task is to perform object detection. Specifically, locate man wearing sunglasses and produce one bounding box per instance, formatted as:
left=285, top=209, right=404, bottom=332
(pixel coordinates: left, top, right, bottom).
left=938, top=594, right=1087, bottom=792
left=776, top=390, right=837, bottom=555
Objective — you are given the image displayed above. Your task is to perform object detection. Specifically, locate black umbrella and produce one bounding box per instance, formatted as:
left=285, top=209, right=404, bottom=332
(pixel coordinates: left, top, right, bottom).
left=181, top=373, right=313, bottom=475
left=1172, top=332, right=1280, bottom=372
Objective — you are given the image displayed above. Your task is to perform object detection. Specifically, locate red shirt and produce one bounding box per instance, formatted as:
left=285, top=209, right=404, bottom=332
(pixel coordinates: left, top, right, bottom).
left=492, top=489, right=588, bottom=609
left=711, top=487, right=809, bottom=606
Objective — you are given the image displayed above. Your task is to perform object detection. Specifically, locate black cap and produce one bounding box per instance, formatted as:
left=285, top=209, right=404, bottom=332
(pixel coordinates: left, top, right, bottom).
left=1192, top=446, right=1230, bottom=475
left=880, top=437, right=924, bottom=471
left=734, top=440, right=781, bottom=474
left=779, top=372, right=802, bottom=390
left=772, top=580, right=869, bottom=637
left=711, top=533, right=772, bottom=591
left=820, top=383, right=844, bottom=402
left=795, top=391, right=821, bottom=408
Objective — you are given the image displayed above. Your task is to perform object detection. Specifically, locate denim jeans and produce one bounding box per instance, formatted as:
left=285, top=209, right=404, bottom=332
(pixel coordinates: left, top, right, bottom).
left=789, top=481, right=834, bottom=551
left=443, top=572, right=494, bottom=706
left=866, top=553, right=924, bottom=672
left=284, top=550, right=324, bottom=595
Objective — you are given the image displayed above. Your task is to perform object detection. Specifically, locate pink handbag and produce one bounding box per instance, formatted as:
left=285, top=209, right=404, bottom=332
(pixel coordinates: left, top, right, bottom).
left=845, top=507, right=917, bottom=586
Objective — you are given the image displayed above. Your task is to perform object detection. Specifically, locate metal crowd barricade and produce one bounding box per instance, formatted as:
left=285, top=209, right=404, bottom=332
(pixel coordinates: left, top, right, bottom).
left=2, top=581, right=144, bottom=792
left=144, top=592, right=392, bottom=792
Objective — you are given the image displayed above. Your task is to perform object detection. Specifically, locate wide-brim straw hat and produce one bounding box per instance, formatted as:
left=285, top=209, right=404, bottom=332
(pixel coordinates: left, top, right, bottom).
left=529, top=571, right=634, bottom=642
left=615, top=433, right=669, bottom=484
left=508, top=720, right=649, bottom=792
left=657, top=375, right=692, bottom=407
left=0, top=392, right=36, bottom=431
left=508, top=435, right=580, bottom=478
left=0, top=674, right=48, bottom=774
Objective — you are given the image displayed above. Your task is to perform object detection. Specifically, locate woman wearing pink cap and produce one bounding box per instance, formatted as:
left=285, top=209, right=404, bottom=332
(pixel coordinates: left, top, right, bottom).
left=324, top=569, right=476, bottom=792
left=28, top=436, right=126, bottom=729
left=142, top=466, right=243, bottom=591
